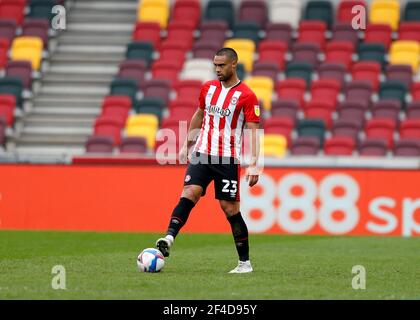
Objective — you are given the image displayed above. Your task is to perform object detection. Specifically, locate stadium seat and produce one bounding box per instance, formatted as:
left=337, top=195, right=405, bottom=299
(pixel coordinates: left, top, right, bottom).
left=110, top=78, right=138, bottom=107
left=304, top=0, right=334, bottom=28
left=28, top=0, right=55, bottom=21
left=233, top=22, right=261, bottom=44
left=142, top=79, right=171, bottom=106
left=324, top=136, right=355, bottom=156
left=0, top=0, right=25, bottom=25
left=136, top=97, right=165, bottom=122
left=357, top=43, right=386, bottom=67
left=205, top=0, right=235, bottom=29
left=236, top=63, right=246, bottom=80
left=412, top=82, right=420, bottom=101
left=369, top=0, right=400, bottom=31
left=290, top=136, right=321, bottom=155
left=244, top=76, right=274, bottom=110
left=268, top=0, right=301, bottom=28
left=0, top=117, right=5, bottom=148
left=125, top=114, right=159, bottom=149
left=125, top=41, right=154, bottom=67
left=137, top=107, right=164, bottom=125
left=169, top=105, right=195, bottom=122
left=297, top=21, right=327, bottom=49
left=0, top=94, right=16, bottom=127
left=386, top=65, right=413, bottom=91
left=94, top=116, right=125, bottom=145
left=389, top=41, right=420, bottom=72
left=159, top=42, right=187, bottom=68
left=0, top=19, right=16, bottom=44
left=398, top=22, right=420, bottom=42
left=5, top=61, right=33, bottom=90
left=238, top=0, right=267, bottom=28
left=85, top=136, right=115, bottom=154
left=132, top=22, right=161, bottom=50
left=371, top=100, right=401, bottom=122
left=337, top=0, right=367, bottom=24
left=310, top=79, right=341, bottom=105
left=0, top=77, right=23, bottom=107
left=364, top=118, right=396, bottom=148
left=270, top=99, right=299, bottom=121
left=175, top=80, right=202, bottom=100
left=318, top=63, right=347, bottom=86
left=304, top=100, right=335, bottom=129
left=364, top=24, right=392, bottom=49
left=265, top=23, right=292, bottom=44
left=331, top=23, right=359, bottom=47
left=199, top=21, right=228, bottom=45
left=394, top=139, right=420, bottom=157
left=119, top=136, right=148, bottom=155
left=11, top=36, right=43, bottom=70
left=192, top=40, right=221, bottom=60
left=172, top=0, right=201, bottom=29
left=276, top=78, right=307, bottom=107
left=297, top=119, right=326, bottom=146
left=406, top=101, right=420, bottom=119
left=257, top=40, right=287, bottom=70
left=292, top=42, right=321, bottom=68
left=285, top=62, right=313, bottom=87
left=404, top=1, right=420, bottom=21
left=358, top=138, right=388, bottom=156
left=117, top=60, right=147, bottom=88
left=22, top=19, right=49, bottom=47
left=252, top=61, right=280, bottom=82
left=169, top=98, right=196, bottom=112
left=223, top=39, right=255, bottom=72
left=331, top=118, right=362, bottom=142
left=351, top=62, right=381, bottom=92
left=336, top=100, right=369, bottom=123
left=101, top=96, right=132, bottom=123
left=151, top=60, right=181, bottom=86
left=344, top=80, right=373, bottom=106
left=262, top=134, right=287, bottom=158
left=264, top=116, right=294, bottom=145
left=379, top=80, right=407, bottom=108
left=325, top=41, right=354, bottom=69
left=181, top=58, right=215, bottom=82
left=165, top=21, right=195, bottom=50
left=137, top=0, right=169, bottom=28
left=399, top=119, right=420, bottom=140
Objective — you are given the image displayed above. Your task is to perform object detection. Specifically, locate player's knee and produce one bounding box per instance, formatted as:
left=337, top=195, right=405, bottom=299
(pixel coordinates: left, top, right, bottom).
left=181, top=185, right=202, bottom=203
left=220, top=201, right=239, bottom=217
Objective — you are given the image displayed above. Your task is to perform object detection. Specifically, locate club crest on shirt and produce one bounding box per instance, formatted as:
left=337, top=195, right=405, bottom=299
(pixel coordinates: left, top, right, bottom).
left=230, top=96, right=238, bottom=105
left=254, top=105, right=260, bottom=117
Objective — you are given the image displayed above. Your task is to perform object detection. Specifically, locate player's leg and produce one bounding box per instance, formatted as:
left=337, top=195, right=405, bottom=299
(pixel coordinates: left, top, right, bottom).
left=219, top=200, right=253, bottom=273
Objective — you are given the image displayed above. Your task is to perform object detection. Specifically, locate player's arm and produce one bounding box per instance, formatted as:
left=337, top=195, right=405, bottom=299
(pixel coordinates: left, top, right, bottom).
left=245, top=121, right=260, bottom=187
left=179, top=107, right=204, bottom=163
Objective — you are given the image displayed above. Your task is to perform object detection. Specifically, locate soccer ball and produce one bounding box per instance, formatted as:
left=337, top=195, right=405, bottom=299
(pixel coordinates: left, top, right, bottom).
left=137, top=248, right=165, bottom=272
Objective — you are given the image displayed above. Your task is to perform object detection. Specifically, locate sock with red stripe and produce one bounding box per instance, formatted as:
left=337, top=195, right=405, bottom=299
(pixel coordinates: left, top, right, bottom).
left=227, top=212, right=249, bottom=262
left=166, top=197, right=195, bottom=238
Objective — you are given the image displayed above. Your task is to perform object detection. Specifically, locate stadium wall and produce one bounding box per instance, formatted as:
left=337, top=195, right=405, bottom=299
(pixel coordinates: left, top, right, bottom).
left=0, top=164, right=419, bottom=237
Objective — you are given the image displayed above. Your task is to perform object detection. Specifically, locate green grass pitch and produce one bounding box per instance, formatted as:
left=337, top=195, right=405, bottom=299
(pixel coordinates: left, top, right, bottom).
left=0, top=230, right=419, bottom=299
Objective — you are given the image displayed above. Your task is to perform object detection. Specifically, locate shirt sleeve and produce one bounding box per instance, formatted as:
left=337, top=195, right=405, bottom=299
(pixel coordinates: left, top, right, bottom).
left=243, top=92, right=260, bottom=123
left=198, top=83, right=209, bottom=110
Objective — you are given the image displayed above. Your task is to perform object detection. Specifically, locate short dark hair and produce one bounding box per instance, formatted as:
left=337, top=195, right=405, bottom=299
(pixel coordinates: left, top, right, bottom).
left=215, top=47, right=238, bottom=62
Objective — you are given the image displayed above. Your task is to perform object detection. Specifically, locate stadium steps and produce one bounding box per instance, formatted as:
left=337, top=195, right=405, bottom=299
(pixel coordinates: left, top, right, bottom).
left=10, top=0, right=137, bottom=157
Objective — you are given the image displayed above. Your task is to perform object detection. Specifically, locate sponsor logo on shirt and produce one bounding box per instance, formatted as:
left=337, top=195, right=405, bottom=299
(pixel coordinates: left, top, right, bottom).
left=206, top=105, right=231, bottom=117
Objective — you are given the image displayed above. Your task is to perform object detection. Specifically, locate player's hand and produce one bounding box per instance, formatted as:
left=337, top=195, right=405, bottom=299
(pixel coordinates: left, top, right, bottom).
left=246, top=165, right=259, bottom=187
left=179, top=145, right=189, bottom=164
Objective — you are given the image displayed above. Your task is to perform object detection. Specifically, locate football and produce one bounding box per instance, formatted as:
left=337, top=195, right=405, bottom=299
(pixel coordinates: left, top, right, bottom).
left=137, top=248, right=165, bottom=272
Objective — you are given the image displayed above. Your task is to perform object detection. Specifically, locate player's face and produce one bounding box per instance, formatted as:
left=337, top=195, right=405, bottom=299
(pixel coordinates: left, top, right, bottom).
left=214, top=55, right=236, bottom=82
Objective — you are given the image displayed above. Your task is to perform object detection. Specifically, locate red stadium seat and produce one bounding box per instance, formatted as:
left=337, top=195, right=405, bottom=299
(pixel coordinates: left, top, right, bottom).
left=344, top=80, right=373, bottom=106
left=0, top=0, right=25, bottom=26
left=192, top=40, right=220, bottom=60
left=118, top=60, right=147, bottom=88
left=159, top=42, right=187, bottom=68
left=310, top=79, right=341, bottom=105
left=252, top=61, right=280, bottom=82
left=0, top=40, right=9, bottom=69
left=0, top=94, right=16, bottom=126
left=412, top=82, right=420, bottom=101
left=371, top=100, right=401, bottom=123
left=175, top=80, right=202, bottom=101
left=406, top=102, right=420, bottom=119
left=398, top=22, right=420, bottom=42
left=358, top=138, right=388, bottom=156
left=101, top=96, right=132, bottom=123
left=394, top=139, right=420, bottom=157
left=94, top=116, right=125, bottom=145
left=276, top=78, right=307, bottom=107
left=364, top=24, right=393, bottom=49
left=331, top=23, right=359, bottom=46
left=172, top=0, right=201, bottom=29
left=264, top=117, right=294, bottom=145
left=142, top=79, right=172, bottom=106
left=0, top=20, right=16, bottom=45
left=264, top=23, right=292, bottom=44
left=399, top=119, right=420, bottom=140
left=364, top=118, right=396, bottom=149
left=336, top=100, right=368, bottom=123
left=5, top=61, right=33, bottom=90
left=318, top=63, right=347, bottom=86
left=290, top=136, right=320, bottom=155
left=22, top=19, right=49, bottom=47
left=324, top=136, right=355, bottom=155
left=337, top=0, right=367, bottom=24
left=238, top=0, right=268, bottom=28
left=165, top=21, right=195, bottom=50
left=258, top=40, right=287, bottom=70
left=132, top=22, right=161, bottom=50
left=199, top=20, right=228, bottom=45
left=351, top=62, right=381, bottom=92
left=331, top=118, right=362, bottom=142
left=169, top=99, right=197, bottom=113
left=0, top=117, right=5, bottom=147
left=292, top=42, right=321, bottom=68
left=152, top=60, right=181, bottom=85
left=304, top=101, right=334, bottom=129
left=297, top=20, right=327, bottom=49
left=120, top=136, right=148, bottom=154
left=270, top=99, right=299, bottom=121
left=85, top=136, right=115, bottom=154
left=325, top=41, right=354, bottom=69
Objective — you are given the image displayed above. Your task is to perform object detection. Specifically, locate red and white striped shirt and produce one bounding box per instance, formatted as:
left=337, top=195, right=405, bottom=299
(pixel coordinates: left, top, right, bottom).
left=193, top=80, right=260, bottom=159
